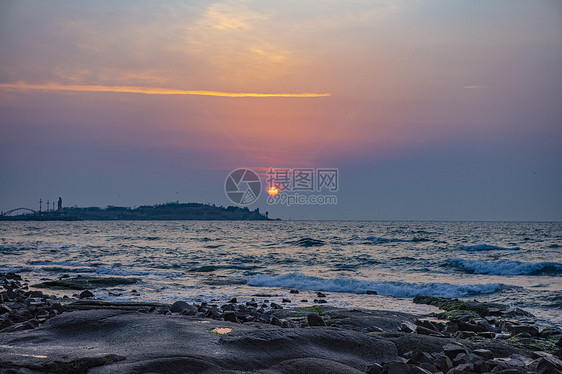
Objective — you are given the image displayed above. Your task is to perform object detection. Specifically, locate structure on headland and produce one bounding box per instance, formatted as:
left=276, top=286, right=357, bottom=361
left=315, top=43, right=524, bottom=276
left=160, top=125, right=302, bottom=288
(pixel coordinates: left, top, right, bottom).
left=0, top=201, right=272, bottom=221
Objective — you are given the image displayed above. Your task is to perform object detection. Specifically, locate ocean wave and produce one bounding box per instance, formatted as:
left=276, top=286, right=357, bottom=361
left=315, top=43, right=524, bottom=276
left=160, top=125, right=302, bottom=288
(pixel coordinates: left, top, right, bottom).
left=365, top=236, right=430, bottom=244
left=94, top=267, right=182, bottom=278
left=445, top=258, right=562, bottom=276
left=246, top=272, right=505, bottom=298
left=29, top=260, right=91, bottom=267
left=34, top=243, right=86, bottom=250
left=0, top=267, right=30, bottom=273
left=0, top=245, right=20, bottom=252
left=460, top=244, right=520, bottom=251
left=40, top=267, right=97, bottom=273
left=203, top=244, right=224, bottom=249
left=188, top=264, right=262, bottom=272
left=289, top=238, right=326, bottom=247
left=95, top=267, right=150, bottom=276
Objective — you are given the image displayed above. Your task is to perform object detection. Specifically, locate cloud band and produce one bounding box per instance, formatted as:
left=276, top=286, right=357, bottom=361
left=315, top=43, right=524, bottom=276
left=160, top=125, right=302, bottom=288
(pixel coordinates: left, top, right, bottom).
left=0, top=82, right=330, bottom=98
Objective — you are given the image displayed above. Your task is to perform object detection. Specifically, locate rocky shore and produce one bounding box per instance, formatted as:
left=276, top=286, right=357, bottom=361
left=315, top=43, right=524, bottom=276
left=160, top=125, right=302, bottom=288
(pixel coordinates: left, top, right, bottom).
left=1, top=274, right=562, bottom=373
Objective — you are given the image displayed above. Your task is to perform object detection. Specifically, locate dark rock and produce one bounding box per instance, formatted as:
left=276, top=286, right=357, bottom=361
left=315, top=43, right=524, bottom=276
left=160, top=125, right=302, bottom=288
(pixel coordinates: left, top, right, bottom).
left=453, top=353, right=470, bottom=366
left=452, top=363, right=474, bottom=372
left=440, top=354, right=454, bottom=372
left=536, top=354, right=562, bottom=372
left=497, top=369, right=528, bottom=374
left=488, top=307, right=502, bottom=315
left=505, top=324, right=539, bottom=337
left=366, top=290, right=378, bottom=295
left=271, top=316, right=283, bottom=327
left=271, top=302, right=283, bottom=309
left=400, top=321, right=416, bottom=333
left=443, top=343, right=467, bottom=360
left=223, top=311, right=238, bottom=323
left=477, top=319, right=498, bottom=332
left=270, top=357, right=365, bottom=374
left=289, top=289, right=299, bottom=294
left=539, top=326, right=562, bottom=338
left=228, top=297, right=237, bottom=303
left=314, top=299, right=328, bottom=304
left=221, top=303, right=234, bottom=311
left=444, top=322, right=459, bottom=334
left=282, top=298, right=291, bottom=303
left=419, top=362, right=438, bottom=373
left=456, top=330, right=476, bottom=339
left=458, top=320, right=487, bottom=333
left=416, top=319, right=437, bottom=331
left=473, top=359, right=489, bottom=373
left=169, top=300, right=190, bottom=313
left=79, top=290, right=94, bottom=299
left=416, top=325, right=441, bottom=336
left=300, top=299, right=308, bottom=302
left=477, top=331, right=495, bottom=338
left=473, top=349, right=493, bottom=360
left=316, top=292, right=326, bottom=298
left=366, top=362, right=383, bottom=374
left=307, top=313, right=326, bottom=327
left=409, top=366, right=432, bottom=374
left=366, top=326, right=383, bottom=333
left=0, top=303, right=13, bottom=314
left=404, top=350, right=433, bottom=365
left=387, top=361, right=411, bottom=374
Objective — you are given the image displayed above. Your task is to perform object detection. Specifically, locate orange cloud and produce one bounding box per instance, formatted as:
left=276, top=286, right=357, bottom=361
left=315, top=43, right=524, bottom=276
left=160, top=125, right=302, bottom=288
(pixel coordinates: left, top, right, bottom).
left=0, top=82, right=330, bottom=98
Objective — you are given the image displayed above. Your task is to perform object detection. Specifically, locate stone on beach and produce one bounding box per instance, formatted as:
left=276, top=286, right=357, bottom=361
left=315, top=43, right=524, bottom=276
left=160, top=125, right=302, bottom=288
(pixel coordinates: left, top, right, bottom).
left=307, top=312, right=326, bottom=326
left=79, top=290, right=94, bottom=299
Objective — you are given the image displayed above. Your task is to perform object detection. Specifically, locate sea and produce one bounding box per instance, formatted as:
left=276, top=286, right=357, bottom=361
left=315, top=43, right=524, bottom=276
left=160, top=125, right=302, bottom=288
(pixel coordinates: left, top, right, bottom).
left=1, top=221, right=561, bottom=325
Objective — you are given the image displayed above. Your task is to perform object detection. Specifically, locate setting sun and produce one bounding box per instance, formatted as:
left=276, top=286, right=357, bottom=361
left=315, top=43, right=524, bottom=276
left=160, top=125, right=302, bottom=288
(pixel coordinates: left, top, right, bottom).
left=267, top=186, right=279, bottom=196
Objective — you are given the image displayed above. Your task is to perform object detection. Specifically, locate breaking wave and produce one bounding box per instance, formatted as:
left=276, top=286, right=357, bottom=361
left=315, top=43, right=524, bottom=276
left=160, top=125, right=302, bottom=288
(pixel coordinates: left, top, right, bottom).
left=246, top=272, right=506, bottom=298
left=460, top=244, right=520, bottom=251
left=445, top=258, right=562, bottom=276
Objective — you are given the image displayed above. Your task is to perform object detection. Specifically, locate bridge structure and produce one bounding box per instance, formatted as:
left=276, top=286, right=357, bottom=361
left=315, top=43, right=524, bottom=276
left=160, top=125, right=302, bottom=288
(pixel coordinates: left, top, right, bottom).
left=0, top=208, right=38, bottom=216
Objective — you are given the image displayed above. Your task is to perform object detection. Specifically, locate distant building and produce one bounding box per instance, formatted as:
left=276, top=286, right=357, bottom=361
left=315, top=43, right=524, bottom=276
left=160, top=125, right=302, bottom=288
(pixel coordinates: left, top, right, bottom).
left=58, top=197, right=62, bottom=212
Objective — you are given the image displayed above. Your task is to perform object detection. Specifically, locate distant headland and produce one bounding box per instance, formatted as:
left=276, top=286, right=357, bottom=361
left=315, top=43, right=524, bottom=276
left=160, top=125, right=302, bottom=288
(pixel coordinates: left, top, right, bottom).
left=0, top=199, right=271, bottom=221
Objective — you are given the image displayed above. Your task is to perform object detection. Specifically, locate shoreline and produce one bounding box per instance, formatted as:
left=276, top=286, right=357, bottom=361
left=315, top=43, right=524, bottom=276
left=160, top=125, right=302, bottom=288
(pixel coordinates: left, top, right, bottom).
left=2, top=274, right=562, bottom=373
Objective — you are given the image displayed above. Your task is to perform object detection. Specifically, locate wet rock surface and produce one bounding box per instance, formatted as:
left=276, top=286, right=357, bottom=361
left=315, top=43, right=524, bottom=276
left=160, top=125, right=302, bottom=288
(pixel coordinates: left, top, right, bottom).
left=2, top=281, right=562, bottom=373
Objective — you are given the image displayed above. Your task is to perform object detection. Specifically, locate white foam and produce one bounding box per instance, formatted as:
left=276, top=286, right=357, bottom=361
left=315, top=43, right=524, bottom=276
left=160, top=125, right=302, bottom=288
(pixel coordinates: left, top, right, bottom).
left=447, top=258, right=562, bottom=276
left=246, top=272, right=505, bottom=298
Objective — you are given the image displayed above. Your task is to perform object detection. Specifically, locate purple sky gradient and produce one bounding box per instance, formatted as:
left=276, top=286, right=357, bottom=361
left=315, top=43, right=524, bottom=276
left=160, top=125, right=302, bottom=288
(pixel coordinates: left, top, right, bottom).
left=1, top=1, right=561, bottom=220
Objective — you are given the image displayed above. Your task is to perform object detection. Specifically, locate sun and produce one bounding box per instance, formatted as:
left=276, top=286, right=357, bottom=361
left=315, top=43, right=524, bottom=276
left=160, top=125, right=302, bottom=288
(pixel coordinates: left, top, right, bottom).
left=267, top=186, right=279, bottom=197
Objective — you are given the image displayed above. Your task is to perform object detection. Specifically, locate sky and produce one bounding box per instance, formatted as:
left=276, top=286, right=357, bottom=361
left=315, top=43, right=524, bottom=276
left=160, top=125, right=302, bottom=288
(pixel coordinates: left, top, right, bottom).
left=1, top=0, right=561, bottom=221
